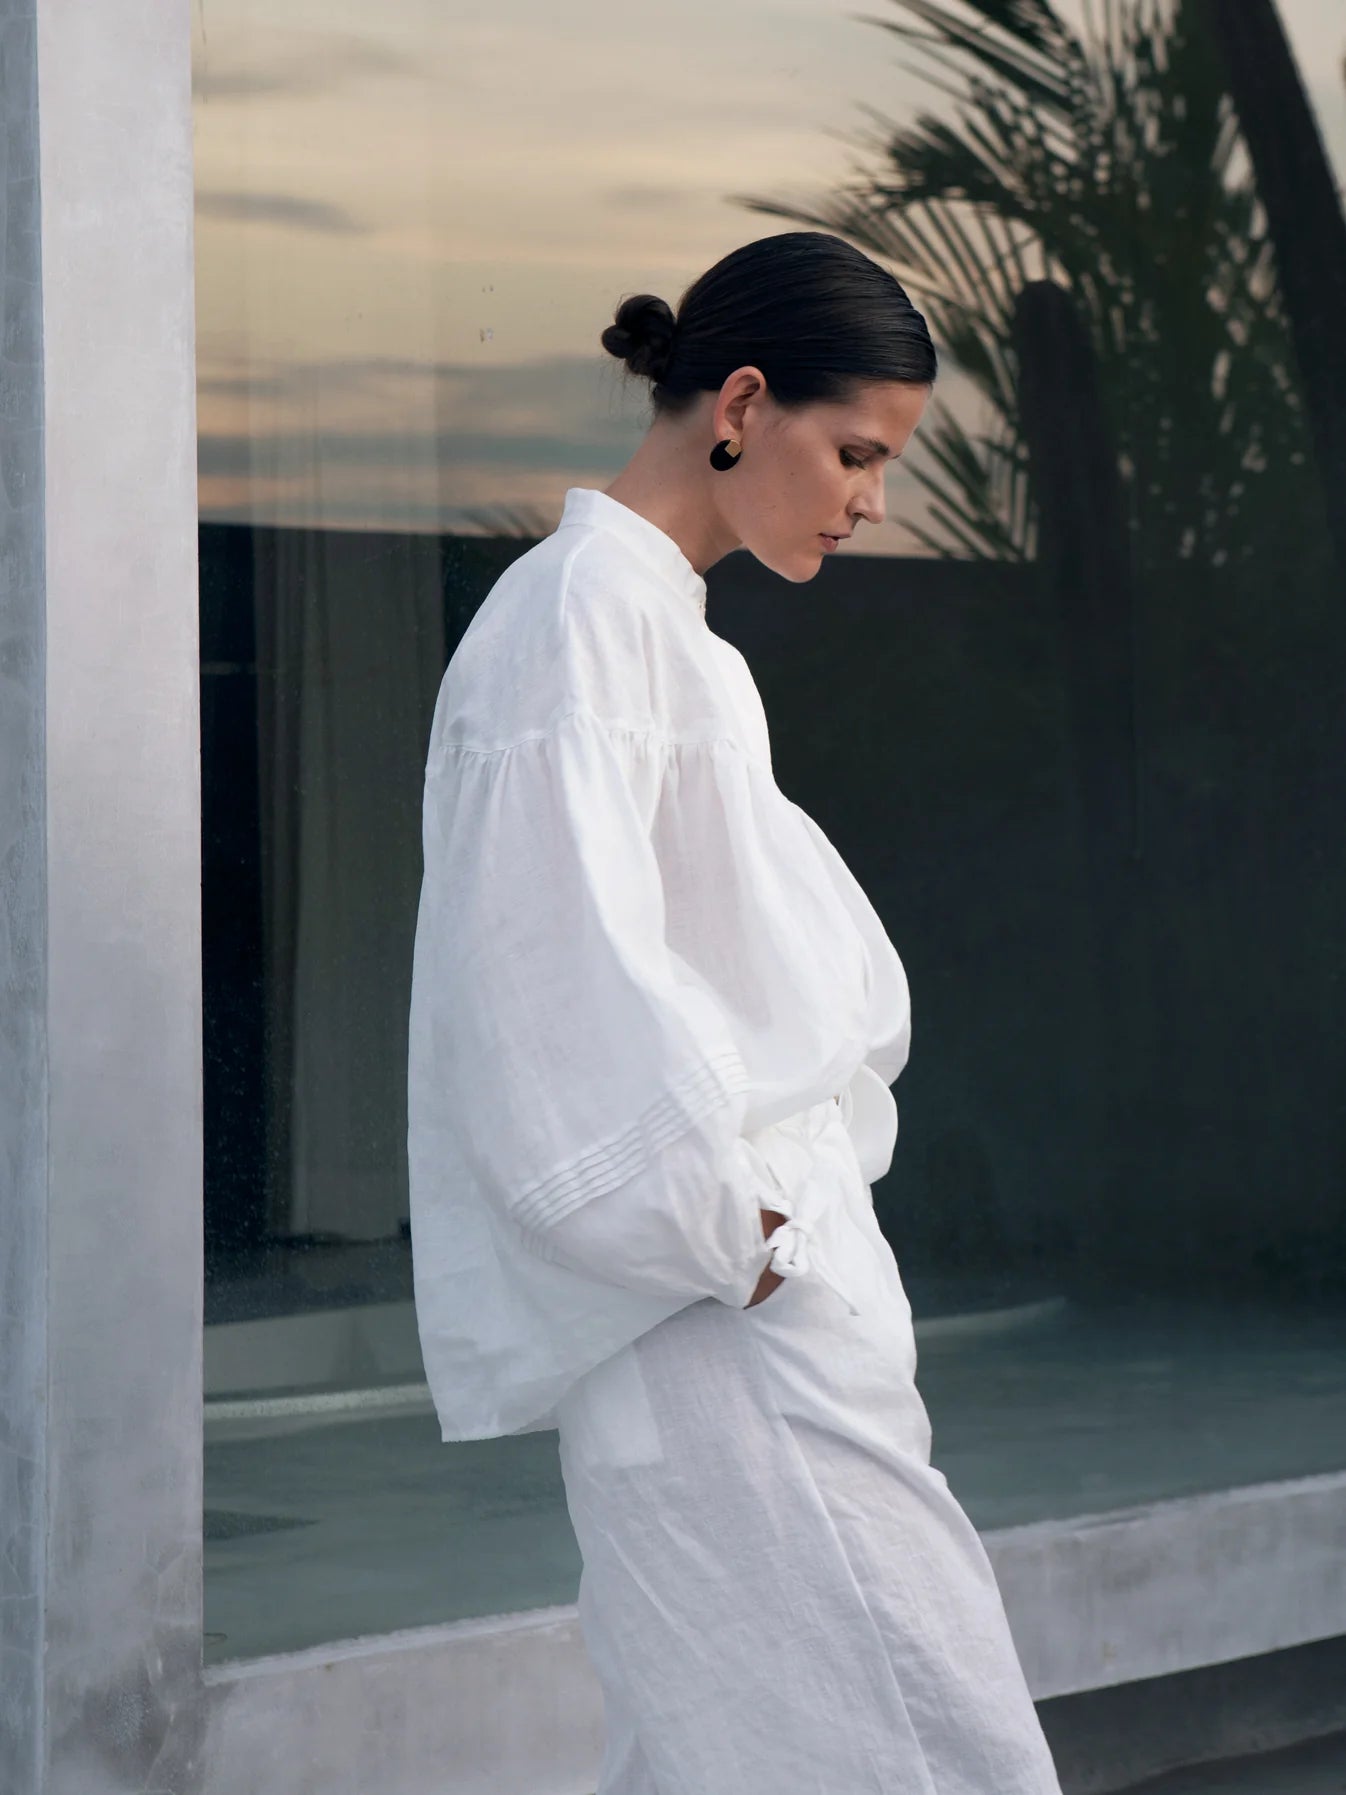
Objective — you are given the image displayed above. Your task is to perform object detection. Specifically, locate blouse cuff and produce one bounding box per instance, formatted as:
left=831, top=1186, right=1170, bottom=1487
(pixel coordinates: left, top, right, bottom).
left=738, top=1123, right=863, bottom=1316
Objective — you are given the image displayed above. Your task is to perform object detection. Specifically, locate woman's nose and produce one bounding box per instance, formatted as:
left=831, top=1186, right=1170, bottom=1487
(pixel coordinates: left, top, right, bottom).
left=855, top=468, right=886, bottom=528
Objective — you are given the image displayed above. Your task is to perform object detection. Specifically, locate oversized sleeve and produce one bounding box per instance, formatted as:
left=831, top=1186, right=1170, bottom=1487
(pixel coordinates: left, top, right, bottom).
left=408, top=705, right=815, bottom=1312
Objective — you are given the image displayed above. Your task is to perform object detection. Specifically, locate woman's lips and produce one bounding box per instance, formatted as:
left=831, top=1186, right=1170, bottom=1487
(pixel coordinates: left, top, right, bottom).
left=819, top=533, right=842, bottom=552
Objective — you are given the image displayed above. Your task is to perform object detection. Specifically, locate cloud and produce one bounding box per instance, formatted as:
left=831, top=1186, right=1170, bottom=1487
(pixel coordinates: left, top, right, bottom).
left=196, top=373, right=294, bottom=401
left=197, top=423, right=627, bottom=482
left=192, top=30, right=420, bottom=103
left=602, top=184, right=697, bottom=212
left=192, top=67, right=295, bottom=102
left=196, top=349, right=639, bottom=419
left=194, top=347, right=937, bottom=553
left=195, top=191, right=366, bottom=235
left=196, top=353, right=645, bottom=492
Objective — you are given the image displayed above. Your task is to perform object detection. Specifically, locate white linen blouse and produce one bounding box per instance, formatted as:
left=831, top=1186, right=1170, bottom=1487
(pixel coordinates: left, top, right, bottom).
left=407, top=485, right=912, bottom=1440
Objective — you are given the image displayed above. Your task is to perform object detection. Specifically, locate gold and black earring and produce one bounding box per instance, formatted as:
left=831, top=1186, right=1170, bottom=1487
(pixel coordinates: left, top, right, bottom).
left=708, top=437, right=742, bottom=471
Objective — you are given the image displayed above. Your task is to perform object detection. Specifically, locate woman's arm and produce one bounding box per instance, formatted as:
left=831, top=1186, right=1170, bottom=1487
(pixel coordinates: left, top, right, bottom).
left=411, top=707, right=832, bottom=1316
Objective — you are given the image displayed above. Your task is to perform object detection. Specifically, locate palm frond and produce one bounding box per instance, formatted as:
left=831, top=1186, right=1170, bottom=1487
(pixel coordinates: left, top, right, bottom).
left=733, top=0, right=1322, bottom=566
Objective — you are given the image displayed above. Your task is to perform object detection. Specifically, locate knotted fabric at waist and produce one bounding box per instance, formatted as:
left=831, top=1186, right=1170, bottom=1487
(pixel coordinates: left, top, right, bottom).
left=750, top=1096, right=864, bottom=1316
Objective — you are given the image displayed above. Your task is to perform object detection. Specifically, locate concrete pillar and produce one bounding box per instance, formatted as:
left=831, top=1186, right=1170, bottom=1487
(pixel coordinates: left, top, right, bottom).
left=0, top=1, right=203, bottom=1788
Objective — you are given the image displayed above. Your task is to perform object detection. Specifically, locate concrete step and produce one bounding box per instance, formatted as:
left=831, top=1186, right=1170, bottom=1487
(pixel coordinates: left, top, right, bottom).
left=1112, top=1730, right=1346, bottom=1794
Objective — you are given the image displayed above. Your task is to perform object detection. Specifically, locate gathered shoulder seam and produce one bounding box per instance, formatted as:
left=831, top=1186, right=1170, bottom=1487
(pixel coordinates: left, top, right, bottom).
left=434, top=706, right=746, bottom=762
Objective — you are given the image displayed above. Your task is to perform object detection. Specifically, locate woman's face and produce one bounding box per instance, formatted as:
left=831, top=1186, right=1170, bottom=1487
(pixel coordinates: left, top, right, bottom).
left=712, top=373, right=931, bottom=582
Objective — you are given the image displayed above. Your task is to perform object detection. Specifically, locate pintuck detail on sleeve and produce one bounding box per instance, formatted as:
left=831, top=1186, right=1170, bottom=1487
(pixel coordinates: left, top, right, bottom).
left=510, top=1042, right=749, bottom=1234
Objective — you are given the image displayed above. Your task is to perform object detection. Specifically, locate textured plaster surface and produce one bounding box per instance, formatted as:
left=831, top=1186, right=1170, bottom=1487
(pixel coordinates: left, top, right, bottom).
left=201, top=1612, right=606, bottom=1795
left=0, top=6, right=48, bottom=1792
left=987, top=1470, right=1346, bottom=1700
left=30, top=0, right=204, bottom=1790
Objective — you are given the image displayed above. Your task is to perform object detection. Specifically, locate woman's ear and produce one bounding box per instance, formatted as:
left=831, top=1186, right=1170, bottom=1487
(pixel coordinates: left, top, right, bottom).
left=715, top=365, right=766, bottom=443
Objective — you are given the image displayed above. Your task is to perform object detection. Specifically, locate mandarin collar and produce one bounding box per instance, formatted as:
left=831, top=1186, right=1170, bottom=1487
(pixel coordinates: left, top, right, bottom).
left=557, top=486, right=708, bottom=621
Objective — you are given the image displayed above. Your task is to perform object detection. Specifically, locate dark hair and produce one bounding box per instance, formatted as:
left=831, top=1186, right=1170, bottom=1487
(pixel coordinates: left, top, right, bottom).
left=600, top=231, right=936, bottom=413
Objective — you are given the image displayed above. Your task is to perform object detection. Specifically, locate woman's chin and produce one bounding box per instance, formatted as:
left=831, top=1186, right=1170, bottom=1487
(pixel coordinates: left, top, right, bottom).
left=751, top=544, right=826, bottom=583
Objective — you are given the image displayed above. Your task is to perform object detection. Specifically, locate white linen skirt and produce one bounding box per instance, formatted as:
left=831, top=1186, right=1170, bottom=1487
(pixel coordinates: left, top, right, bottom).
left=553, top=1099, right=1063, bottom=1795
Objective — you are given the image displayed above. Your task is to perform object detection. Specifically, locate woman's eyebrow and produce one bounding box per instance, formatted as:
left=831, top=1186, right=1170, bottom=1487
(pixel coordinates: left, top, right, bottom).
left=855, top=435, right=898, bottom=458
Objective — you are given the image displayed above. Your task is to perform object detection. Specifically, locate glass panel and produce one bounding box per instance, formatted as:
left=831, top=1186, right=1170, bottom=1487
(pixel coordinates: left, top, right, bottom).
left=196, top=0, right=1346, bottom=1665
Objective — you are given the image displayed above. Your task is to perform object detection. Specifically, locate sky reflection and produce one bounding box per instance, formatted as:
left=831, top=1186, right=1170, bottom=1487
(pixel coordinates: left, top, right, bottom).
left=192, top=0, right=1346, bottom=553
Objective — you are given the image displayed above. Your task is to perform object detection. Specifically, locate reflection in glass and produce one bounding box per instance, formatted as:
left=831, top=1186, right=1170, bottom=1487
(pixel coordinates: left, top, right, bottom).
left=197, top=0, right=1346, bottom=1665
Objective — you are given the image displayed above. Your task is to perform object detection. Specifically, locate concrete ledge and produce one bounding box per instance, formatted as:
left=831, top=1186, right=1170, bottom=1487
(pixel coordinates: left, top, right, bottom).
left=199, top=1471, right=1346, bottom=1795
left=202, top=1607, right=601, bottom=1795
left=989, top=1469, right=1346, bottom=1699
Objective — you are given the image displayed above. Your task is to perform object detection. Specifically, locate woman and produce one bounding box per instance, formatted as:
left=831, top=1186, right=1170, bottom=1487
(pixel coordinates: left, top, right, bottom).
left=407, top=230, right=1063, bottom=1794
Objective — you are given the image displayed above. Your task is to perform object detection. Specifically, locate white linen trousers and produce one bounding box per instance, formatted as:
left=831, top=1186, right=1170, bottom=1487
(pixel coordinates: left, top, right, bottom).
left=553, top=1096, right=1063, bottom=1795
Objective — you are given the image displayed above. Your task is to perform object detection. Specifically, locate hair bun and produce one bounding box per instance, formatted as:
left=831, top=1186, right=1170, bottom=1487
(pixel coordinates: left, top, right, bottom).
left=601, top=293, right=677, bottom=383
